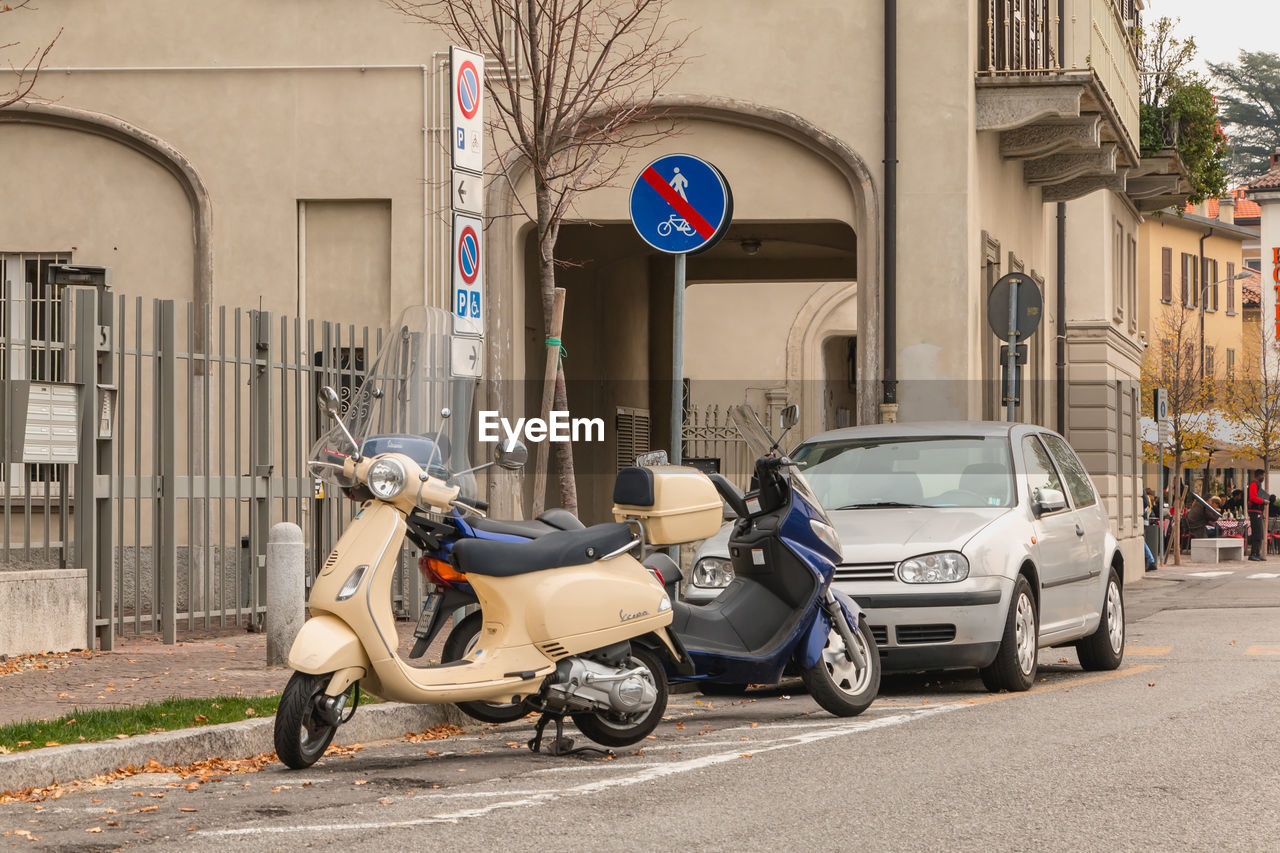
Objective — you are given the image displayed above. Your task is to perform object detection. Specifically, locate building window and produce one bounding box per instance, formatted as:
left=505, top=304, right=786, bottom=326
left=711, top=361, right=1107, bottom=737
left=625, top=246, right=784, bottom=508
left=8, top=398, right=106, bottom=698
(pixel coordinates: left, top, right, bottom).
left=1227, top=262, right=1236, bottom=315
left=1203, top=257, right=1219, bottom=311
left=1113, top=221, right=1125, bottom=323
left=1181, top=252, right=1198, bottom=307
left=1205, top=345, right=1215, bottom=378
left=1226, top=348, right=1236, bottom=376
left=1130, top=241, right=1139, bottom=324
left=1161, top=247, right=1173, bottom=303
left=1246, top=258, right=1262, bottom=272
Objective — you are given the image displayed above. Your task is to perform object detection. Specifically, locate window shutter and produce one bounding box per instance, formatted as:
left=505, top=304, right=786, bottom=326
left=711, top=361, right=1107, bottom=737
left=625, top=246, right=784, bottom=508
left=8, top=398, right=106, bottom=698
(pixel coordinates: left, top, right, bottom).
left=1162, top=247, right=1172, bottom=302
left=1227, top=262, right=1236, bottom=313
left=615, top=407, right=651, bottom=472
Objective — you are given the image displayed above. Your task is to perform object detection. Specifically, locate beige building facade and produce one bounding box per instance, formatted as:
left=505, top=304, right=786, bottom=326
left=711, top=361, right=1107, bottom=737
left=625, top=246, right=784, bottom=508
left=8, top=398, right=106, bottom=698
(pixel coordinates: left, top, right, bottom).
left=1, top=0, right=1194, bottom=581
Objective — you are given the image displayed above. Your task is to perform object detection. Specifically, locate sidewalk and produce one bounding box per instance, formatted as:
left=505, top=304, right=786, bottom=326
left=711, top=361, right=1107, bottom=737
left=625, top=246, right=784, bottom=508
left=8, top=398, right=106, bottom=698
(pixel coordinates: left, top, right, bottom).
left=0, top=622, right=431, bottom=727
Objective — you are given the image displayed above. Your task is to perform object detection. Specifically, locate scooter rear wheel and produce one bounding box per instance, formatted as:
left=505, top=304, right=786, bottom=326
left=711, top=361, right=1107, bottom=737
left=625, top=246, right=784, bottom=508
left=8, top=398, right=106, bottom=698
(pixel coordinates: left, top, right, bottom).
left=800, top=615, right=880, bottom=717
left=274, top=671, right=339, bottom=769
left=442, top=612, right=531, bottom=725
left=571, top=647, right=668, bottom=747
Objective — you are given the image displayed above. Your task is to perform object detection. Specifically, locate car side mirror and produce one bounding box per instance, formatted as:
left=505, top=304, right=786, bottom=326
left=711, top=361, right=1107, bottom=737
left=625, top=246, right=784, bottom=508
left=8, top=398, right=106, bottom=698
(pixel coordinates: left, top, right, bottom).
left=495, top=438, right=528, bottom=471
left=1033, top=487, right=1067, bottom=516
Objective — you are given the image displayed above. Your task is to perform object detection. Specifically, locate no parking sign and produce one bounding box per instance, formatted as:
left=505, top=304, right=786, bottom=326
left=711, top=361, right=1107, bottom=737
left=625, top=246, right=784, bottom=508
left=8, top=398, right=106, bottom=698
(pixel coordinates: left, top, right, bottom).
left=452, top=213, right=483, bottom=338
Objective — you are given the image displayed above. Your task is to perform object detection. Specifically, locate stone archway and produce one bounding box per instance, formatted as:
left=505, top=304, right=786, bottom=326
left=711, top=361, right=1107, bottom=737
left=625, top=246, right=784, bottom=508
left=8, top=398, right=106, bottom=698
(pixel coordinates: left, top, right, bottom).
left=785, top=282, right=859, bottom=438
left=0, top=102, right=213, bottom=309
left=482, top=96, right=880, bottom=516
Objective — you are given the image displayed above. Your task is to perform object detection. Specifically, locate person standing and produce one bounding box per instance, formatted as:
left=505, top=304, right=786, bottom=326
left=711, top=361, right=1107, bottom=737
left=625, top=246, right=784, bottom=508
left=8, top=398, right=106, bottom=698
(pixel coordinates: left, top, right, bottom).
left=1247, top=469, right=1269, bottom=561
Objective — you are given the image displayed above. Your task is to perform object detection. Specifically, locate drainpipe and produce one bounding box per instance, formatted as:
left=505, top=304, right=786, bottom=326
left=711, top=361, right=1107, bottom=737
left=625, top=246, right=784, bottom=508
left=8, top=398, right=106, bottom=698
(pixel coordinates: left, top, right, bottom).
left=1055, top=0, right=1067, bottom=435
left=882, top=0, right=898, bottom=420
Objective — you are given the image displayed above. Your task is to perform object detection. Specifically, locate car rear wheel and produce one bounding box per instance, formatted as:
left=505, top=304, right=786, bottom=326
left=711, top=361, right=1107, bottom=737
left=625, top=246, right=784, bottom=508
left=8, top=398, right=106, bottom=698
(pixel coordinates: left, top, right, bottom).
left=979, top=575, right=1037, bottom=693
left=1075, top=568, right=1124, bottom=671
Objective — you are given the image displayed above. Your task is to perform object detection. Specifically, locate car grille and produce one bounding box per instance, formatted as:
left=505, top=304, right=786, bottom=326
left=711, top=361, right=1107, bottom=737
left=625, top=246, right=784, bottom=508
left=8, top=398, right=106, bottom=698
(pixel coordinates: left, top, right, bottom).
left=870, top=625, right=888, bottom=646
left=895, top=624, right=957, bottom=645
left=834, top=563, right=898, bottom=582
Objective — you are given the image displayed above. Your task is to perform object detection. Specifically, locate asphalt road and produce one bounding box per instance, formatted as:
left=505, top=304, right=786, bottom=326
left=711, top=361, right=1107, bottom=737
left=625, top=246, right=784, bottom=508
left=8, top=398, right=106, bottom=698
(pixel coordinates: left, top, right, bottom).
left=7, top=567, right=1280, bottom=852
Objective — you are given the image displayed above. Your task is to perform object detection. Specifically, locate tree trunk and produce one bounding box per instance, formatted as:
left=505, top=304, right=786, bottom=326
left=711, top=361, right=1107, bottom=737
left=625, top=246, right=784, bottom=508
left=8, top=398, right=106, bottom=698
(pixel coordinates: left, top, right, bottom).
left=533, top=185, right=578, bottom=516
left=1170, top=460, right=1183, bottom=566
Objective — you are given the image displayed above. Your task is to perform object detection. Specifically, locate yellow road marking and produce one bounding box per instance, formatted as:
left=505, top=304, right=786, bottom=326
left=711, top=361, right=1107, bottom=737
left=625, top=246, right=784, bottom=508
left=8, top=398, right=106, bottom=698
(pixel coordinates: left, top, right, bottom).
left=950, top=664, right=1162, bottom=706
left=1125, top=645, right=1172, bottom=656
left=1245, top=645, right=1280, bottom=655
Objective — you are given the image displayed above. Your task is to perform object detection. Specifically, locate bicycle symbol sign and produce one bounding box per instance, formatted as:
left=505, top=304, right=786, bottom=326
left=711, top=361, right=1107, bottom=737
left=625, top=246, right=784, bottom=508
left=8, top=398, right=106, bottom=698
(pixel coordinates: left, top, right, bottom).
left=629, top=154, right=732, bottom=255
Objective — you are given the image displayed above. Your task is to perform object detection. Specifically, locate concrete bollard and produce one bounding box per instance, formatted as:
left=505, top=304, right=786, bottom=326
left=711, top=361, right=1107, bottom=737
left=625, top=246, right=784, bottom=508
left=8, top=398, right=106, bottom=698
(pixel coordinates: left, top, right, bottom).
left=265, top=522, right=306, bottom=667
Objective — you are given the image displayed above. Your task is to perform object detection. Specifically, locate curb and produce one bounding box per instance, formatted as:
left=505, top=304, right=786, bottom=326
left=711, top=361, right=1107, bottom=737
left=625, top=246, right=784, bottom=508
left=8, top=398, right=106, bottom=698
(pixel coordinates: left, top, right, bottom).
left=0, top=701, right=471, bottom=794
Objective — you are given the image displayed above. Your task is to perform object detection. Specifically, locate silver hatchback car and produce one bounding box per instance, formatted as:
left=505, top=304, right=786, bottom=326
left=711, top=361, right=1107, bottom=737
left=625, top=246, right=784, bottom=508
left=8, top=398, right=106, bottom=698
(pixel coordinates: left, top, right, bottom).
left=687, top=421, right=1125, bottom=692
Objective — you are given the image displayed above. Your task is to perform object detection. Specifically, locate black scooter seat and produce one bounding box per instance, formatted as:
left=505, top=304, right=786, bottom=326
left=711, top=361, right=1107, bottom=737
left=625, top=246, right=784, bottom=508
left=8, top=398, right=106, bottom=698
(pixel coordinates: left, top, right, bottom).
left=452, top=522, right=634, bottom=578
left=467, top=509, right=585, bottom=539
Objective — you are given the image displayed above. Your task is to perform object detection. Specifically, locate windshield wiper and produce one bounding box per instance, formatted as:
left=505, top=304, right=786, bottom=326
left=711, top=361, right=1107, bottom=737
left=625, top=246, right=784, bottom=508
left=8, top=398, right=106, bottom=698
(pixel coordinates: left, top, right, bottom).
left=833, top=501, right=928, bottom=510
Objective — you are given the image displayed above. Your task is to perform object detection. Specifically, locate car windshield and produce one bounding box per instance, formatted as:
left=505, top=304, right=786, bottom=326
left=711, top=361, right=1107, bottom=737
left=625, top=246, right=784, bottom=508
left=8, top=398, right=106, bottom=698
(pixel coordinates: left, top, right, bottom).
left=790, top=436, right=1015, bottom=509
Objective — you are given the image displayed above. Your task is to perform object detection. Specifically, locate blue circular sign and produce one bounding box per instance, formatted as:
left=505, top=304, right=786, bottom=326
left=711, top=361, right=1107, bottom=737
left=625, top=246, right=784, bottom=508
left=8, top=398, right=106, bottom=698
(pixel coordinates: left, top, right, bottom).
left=629, top=154, right=732, bottom=254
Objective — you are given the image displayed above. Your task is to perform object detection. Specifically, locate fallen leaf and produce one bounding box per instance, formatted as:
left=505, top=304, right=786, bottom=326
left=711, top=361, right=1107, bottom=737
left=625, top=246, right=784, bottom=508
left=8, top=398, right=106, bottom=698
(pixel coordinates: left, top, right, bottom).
left=301, top=781, right=313, bottom=787
left=740, top=753, right=753, bottom=758
left=115, top=734, right=129, bottom=740
left=86, top=827, right=103, bottom=833
left=1148, top=682, right=1156, bottom=687
left=178, top=807, right=197, bottom=813
left=354, top=780, right=368, bottom=785
left=379, top=799, right=393, bottom=805
left=148, top=792, right=165, bottom=799
left=102, top=808, right=117, bottom=815
left=244, top=708, right=256, bottom=717
left=194, top=714, right=208, bottom=723
left=106, top=821, right=120, bottom=827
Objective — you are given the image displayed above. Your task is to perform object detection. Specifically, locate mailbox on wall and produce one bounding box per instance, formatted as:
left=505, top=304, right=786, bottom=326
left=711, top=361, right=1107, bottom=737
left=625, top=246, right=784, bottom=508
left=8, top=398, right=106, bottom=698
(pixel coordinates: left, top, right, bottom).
left=1, top=381, right=81, bottom=464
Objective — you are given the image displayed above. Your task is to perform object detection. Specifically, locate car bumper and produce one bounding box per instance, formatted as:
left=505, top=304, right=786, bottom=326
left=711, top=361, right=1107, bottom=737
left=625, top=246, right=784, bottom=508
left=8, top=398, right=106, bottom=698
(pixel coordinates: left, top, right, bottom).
left=837, top=575, right=1013, bottom=674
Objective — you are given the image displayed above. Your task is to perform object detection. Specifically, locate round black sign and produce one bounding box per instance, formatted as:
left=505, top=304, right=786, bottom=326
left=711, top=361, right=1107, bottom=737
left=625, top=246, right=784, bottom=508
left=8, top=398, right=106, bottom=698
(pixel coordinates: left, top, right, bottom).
left=986, top=273, right=1044, bottom=340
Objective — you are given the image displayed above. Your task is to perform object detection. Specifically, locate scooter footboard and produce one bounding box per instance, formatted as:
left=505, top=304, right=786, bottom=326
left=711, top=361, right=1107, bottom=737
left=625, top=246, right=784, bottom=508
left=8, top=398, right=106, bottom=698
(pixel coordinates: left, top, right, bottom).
left=288, top=614, right=372, bottom=677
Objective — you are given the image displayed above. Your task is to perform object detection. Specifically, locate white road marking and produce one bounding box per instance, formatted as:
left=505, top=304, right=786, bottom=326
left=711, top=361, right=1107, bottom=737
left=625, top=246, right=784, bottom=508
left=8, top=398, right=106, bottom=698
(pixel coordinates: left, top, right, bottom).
left=1187, top=571, right=1235, bottom=578
left=197, top=706, right=960, bottom=838
left=1247, top=573, right=1280, bottom=579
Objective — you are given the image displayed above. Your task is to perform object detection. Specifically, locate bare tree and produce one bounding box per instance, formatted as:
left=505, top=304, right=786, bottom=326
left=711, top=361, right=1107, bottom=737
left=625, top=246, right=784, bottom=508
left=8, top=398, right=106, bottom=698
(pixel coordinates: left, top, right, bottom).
left=1141, top=304, right=1216, bottom=564
left=1138, top=15, right=1199, bottom=109
left=385, top=0, right=690, bottom=515
left=1, top=2, right=59, bottom=109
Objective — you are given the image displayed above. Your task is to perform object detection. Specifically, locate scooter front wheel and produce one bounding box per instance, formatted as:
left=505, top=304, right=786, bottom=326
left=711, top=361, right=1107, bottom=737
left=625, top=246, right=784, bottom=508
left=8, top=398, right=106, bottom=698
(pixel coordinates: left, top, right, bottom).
left=274, top=671, right=339, bottom=769
left=571, top=647, right=668, bottom=747
left=800, top=615, right=880, bottom=717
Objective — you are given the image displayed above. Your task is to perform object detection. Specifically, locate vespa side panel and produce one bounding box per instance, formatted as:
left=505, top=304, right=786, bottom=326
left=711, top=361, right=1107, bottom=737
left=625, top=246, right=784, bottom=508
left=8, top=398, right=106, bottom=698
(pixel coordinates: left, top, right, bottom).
left=288, top=613, right=372, bottom=676
left=467, top=554, right=673, bottom=657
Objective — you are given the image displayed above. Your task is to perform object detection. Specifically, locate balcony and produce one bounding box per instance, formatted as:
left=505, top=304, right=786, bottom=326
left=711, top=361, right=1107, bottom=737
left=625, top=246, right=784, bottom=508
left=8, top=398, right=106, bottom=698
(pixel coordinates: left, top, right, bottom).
left=976, top=0, right=1187, bottom=205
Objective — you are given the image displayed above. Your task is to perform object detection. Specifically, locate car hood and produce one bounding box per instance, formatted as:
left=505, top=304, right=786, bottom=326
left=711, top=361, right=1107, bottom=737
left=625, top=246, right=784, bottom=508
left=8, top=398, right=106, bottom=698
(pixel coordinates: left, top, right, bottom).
left=830, top=506, right=1010, bottom=563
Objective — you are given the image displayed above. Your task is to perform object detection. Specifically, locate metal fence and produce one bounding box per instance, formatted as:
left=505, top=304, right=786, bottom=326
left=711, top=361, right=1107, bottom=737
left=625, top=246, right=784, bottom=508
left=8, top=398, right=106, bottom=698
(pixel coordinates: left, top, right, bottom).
left=682, top=403, right=752, bottom=491
left=0, top=282, right=428, bottom=649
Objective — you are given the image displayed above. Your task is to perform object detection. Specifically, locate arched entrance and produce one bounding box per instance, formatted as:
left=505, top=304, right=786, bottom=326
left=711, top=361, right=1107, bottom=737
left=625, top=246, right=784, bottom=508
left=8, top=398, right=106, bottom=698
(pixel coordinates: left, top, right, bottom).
left=484, top=97, right=879, bottom=519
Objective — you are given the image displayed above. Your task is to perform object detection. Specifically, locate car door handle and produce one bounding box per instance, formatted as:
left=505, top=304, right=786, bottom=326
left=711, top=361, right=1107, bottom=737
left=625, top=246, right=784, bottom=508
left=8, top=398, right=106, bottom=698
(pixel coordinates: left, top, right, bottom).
left=1075, top=524, right=1085, bottom=537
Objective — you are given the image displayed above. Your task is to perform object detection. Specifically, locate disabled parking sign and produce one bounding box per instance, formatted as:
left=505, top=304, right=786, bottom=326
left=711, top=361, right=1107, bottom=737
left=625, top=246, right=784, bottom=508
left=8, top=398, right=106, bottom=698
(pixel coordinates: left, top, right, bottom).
left=629, top=154, right=732, bottom=254
left=452, top=214, right=484, bottom=337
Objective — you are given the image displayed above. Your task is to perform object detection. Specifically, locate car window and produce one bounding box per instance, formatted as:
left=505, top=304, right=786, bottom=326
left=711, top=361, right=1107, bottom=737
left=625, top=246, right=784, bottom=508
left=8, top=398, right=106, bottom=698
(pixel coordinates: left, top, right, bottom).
left=791, top=436, right=1014, bottom=509
left=1021, top=436, right=1064, bottom=506
left=1041, top=433, right=1097, bottom=508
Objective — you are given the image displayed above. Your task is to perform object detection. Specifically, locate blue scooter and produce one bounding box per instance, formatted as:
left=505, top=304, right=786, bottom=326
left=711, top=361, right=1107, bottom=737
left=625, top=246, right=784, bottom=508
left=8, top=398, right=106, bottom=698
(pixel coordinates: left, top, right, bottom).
left=644, top=409, right=880, bottom=716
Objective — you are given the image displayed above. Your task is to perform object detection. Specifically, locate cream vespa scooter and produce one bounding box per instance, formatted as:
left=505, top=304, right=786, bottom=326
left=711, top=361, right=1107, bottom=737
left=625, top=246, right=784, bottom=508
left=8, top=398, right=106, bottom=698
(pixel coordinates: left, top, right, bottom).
left=275, top=306, right=685, bottom=768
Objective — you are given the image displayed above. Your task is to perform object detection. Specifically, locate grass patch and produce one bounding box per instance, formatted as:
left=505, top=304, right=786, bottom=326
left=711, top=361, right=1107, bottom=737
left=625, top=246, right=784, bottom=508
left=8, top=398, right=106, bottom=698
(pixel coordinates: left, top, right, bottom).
left=0, top=689, right=382, bottom=753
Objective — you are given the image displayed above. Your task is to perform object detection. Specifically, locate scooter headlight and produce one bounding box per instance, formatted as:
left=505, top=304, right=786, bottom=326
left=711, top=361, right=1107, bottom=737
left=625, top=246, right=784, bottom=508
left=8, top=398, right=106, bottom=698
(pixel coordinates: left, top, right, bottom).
left=897, top=551, right=969, bottom=584
left=691, top=557, right=734, bottom=589
left=367, top=458, right=407, bottom=499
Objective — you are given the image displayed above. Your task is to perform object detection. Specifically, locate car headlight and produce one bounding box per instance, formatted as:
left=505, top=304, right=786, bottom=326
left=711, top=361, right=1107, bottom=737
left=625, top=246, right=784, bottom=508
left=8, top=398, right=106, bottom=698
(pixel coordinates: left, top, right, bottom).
left=809, top=519, right=843, bottom=561
left=367, top=458, right=407, bottom=499
left=691, top=557, right=735, bottom=589
left=897, top=551, right=969, bottom=584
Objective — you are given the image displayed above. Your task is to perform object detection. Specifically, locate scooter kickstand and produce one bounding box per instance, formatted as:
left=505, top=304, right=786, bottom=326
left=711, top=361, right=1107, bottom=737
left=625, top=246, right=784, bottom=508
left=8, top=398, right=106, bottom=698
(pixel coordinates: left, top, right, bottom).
left=528, top=712, right=574, bottom=755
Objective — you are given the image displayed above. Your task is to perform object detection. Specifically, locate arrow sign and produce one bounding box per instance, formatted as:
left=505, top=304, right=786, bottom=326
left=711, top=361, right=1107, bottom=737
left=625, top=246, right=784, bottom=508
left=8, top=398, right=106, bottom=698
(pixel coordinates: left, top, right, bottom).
left=451, top=170, right=483, bottom=215
left=629, top=154, right=732, bottom=255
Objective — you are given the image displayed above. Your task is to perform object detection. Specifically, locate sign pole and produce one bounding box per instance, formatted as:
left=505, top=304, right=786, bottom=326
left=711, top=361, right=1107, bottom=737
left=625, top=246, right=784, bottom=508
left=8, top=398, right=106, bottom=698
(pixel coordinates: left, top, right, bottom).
left=672, top=254, right=687, bottom=466
left=1006, top=278, right=1019, bottom=422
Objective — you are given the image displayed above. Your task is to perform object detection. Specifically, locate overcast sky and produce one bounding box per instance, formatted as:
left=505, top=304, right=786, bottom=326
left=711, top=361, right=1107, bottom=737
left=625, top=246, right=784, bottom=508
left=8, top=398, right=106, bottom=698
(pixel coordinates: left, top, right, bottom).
left=1147, top=0, right=1280, bottom=73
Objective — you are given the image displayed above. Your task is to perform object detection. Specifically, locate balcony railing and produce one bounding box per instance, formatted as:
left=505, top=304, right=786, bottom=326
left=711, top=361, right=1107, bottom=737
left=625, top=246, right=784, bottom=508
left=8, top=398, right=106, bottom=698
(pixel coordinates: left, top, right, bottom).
left=979, top=0, right=1140, bottom=151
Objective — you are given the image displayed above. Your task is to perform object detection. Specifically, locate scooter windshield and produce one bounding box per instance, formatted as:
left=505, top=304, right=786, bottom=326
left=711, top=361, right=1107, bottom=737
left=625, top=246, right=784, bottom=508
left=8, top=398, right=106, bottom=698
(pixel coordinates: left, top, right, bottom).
left=309, top=305, right=476, bottom=497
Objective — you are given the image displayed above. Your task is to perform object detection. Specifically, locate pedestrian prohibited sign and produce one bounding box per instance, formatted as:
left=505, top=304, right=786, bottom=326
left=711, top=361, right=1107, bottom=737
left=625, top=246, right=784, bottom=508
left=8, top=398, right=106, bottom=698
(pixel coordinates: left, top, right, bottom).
left=629, top=154, right=733, bottom=255
left=452, top=213, right=483, bottom=338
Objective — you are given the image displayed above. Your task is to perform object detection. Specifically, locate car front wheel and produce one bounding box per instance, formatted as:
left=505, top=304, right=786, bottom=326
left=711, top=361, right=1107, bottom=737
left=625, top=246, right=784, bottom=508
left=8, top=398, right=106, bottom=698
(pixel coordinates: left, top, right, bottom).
left=1075, top=568, right=1124, bottom=671
left=979, top=575, right=1038, bottom=693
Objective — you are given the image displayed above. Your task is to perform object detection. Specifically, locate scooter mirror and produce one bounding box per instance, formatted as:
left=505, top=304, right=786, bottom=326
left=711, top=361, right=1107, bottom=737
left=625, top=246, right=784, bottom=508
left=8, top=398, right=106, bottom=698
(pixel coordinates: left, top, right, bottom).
left=496, top=438, right=529, bottom=470
left=319, top=386, right=342, bottom=420
left=780, top=404, right=799, bottom=431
